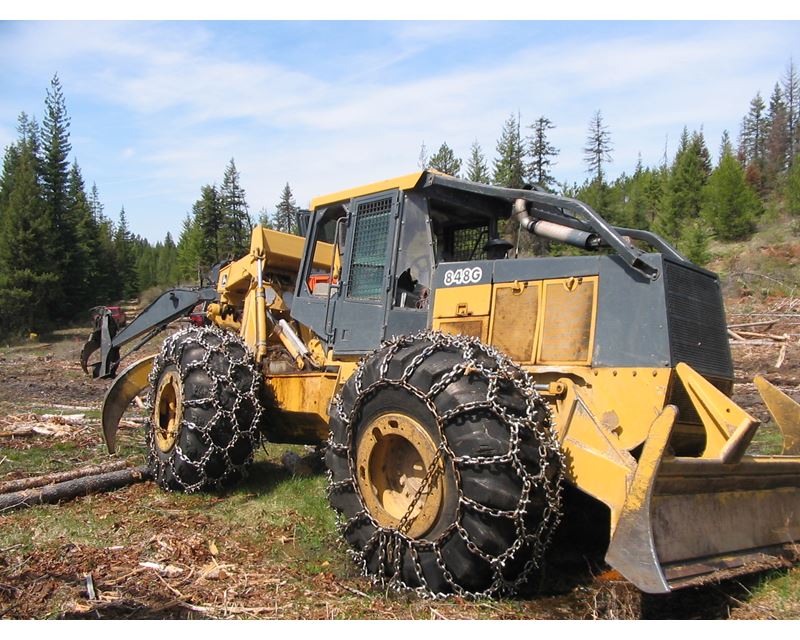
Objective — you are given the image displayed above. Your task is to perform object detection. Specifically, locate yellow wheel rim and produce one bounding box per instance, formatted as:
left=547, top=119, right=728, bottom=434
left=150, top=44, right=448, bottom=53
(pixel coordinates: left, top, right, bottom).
left=355, top=412, right=446, bottom=539
left=154, top=369, right=182, bottom=453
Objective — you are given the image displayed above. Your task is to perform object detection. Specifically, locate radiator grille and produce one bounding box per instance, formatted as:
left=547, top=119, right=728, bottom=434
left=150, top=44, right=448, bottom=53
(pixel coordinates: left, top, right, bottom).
left=664, top=261, right=732, bottom=378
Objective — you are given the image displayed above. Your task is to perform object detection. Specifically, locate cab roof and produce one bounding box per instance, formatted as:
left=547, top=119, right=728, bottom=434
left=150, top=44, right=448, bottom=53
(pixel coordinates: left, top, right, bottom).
left=309, top=171, right=431, bottom=210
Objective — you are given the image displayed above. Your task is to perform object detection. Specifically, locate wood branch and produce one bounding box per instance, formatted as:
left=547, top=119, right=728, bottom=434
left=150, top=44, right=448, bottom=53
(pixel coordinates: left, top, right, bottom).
left=776, top=344, right=787, bottom=369
left=0, top=459, right=131, bottom=494
left=0, top=465, right=151, bottom=512
left=728, top=329, right=746, bottom=342
left=729, top=340, right=783, bottom=346
left=728, top=320, right=777, bottom=330
left=734, top=330, right=789, bottom=341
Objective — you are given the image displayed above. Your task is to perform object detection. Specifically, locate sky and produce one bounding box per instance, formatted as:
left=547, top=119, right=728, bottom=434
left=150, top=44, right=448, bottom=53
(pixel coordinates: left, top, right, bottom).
left=1, top=19, right=799, bottom=243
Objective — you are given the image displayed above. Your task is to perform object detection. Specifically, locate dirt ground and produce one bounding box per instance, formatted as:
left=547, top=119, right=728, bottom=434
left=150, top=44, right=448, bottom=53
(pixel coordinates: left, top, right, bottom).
left=1, top=303, right=800, bottom=620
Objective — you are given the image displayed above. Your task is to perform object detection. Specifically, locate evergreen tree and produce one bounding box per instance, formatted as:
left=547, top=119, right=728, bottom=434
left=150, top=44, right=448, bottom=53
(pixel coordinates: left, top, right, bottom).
left=527, top=116, right=559, bottom=190
left=428, top=142, right=462, bottom=176
left=257, top=206, right=272, bottom=228
left=41, top=74, right=77, bottom=319
left=0, top=138, right=59, bottom=334
left=493, top=113, right=525, bottom=188
left=679, top=220, right=711, bottom=266
left=417, top=142, right=428, bottom=170
left=783, top=59, right=800, bottom=166
left=66, top=159, right=101, bottom=308
left=655, top=129, right=710, bottom=243
left=622, top=157, right=650, bottom=230
left=192, top=184, right=223, bottom=266
left=787, top=153, right=800, bottom=216
left=177, top=213, right=204, bottom=281
left=219, top=158, right=252, bottom=257
left=765, top=83, right=790, bottom=189
left=465, top=140, right=491, bottom=183
left=583, top=110, right=613, bottom=183
left=702, top=148, right=761, bottom=240
left=114, top=207, right=139, bottom=298
left=273, top=183, right=299, bottom=235
left=739, top=92, right=768, bottom=193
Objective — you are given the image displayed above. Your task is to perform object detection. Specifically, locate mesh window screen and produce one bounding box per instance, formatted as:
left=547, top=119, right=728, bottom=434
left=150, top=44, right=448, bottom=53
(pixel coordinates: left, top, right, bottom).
left=451, top=226, right=488, bottom=261
left=347, top=197, right=393, bottom=300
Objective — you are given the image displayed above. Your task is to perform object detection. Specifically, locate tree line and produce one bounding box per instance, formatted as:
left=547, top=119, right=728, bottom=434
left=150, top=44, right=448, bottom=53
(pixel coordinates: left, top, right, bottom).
left=2, top=62, right=800, bottom=339
left=0, top=75, right=302, bottom=339
left=421, top=59, right=800, bottom=263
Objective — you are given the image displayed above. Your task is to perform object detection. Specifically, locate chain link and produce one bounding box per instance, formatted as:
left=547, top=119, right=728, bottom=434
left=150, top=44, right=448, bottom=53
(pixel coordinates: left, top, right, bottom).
left=326, top=329, right=564, bottom=599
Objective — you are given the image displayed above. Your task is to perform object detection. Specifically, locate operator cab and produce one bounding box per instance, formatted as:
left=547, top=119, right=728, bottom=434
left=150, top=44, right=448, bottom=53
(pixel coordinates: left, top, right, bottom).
left=291, top=172, right=512, bottom=355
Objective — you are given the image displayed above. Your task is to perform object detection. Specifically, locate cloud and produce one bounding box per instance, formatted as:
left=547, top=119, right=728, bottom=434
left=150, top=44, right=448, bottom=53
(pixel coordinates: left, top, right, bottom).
left=1, top=20, right=797, bottom=241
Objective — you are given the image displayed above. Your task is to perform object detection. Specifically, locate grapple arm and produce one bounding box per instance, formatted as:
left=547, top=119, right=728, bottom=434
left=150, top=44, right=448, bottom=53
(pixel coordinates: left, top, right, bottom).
left=81, top=287, right=218, bottom=379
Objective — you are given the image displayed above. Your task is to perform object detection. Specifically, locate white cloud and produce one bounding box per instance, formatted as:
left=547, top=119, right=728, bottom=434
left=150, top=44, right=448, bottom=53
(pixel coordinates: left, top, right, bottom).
left=1, top=20, right=798, bottom=241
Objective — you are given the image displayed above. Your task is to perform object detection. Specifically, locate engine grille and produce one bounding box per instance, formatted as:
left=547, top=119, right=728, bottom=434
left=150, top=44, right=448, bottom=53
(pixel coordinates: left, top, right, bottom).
left=663, top=261, right=733, bottom=379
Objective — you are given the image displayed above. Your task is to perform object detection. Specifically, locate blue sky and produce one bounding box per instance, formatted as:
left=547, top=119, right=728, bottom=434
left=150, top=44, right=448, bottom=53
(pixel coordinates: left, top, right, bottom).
left=1, top=20, right=799, bottom=243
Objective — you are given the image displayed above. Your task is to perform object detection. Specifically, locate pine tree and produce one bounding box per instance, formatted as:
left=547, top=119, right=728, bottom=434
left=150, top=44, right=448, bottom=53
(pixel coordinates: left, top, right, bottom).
left=679, top=220, right=711, bottom=266
left=702, top=148, right=761, bottom=240
left=192, top=184, right=223, bottom=266
left=783, top=59, right=800, bottom=166
left=257, top=207, right=272, bottom=228
left=583, top=110, right=613, bottom=184
left=465, top=140, right=490, bottom=183
left=177, top=213, right=204, bottom=281
left=787, top=153, right=800, bottom=216
left=655, top=130, right=710, bottom=243
left=0, top=137, right=59, bottom=335
left=739, top=92, right=768, bottom=193
left=41, top=74, right=77, bottom=319
left=526, top=116, right=559, bottom=190
left=273, top=183, right=299, bottom=235
left=66, top=160, right=101, bottom=307
left=417, top=142, right=428, bottom=170
left=114, top=207, right=139, bottom=298
left=493, top=113, right=525, bottom=188
left=622, top=157, right=650, bottom=230
left=428, top=142, right=462, bottom=176
left=765, top=83, right=790, bottom=189
left=219, top=158, right=252, bottom=257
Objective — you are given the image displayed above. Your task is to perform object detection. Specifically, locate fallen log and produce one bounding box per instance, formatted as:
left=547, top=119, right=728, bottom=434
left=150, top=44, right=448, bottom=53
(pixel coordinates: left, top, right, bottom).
left=0, top=459, right=131, bottom=494
left=0, top=465, right=151, bottom=512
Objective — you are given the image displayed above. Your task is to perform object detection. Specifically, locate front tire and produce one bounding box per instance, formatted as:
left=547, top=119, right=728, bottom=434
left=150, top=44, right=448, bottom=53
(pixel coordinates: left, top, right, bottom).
left=145, top=326, right=262, bottom=492
left=325, top=331, right=564, bottom=597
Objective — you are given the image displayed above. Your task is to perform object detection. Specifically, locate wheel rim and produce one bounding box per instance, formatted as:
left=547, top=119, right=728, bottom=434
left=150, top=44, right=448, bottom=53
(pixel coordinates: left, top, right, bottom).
left=154, top=369, right=182, bottom=453
left=355, top=412, right=446, bottom=539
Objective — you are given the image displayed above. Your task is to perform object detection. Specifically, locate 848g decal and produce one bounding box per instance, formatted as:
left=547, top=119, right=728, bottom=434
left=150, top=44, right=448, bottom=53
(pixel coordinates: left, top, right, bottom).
left=443, top=267, right=483, bottom=286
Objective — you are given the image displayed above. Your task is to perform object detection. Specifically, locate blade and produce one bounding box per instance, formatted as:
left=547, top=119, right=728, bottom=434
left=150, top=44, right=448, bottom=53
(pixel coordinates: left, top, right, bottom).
left=101, top=355, right=156, bottom=454
left=755, top=374, right=800, bottom=455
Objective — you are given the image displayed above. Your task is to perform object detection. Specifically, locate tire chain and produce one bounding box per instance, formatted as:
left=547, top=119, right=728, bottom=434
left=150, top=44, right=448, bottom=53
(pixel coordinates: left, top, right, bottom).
left=146, top=326, right=263, bottom=493
left=326, top=329, right=565, bottom=599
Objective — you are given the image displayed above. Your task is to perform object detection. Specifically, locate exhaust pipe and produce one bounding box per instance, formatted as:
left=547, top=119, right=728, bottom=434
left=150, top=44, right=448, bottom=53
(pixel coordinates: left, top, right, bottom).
left=513, top=198, right=602, bottom=250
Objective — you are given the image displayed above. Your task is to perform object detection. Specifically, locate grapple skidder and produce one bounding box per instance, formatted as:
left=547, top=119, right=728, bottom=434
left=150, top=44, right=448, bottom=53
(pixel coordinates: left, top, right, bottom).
left=82, top=171, right=800, bottom=597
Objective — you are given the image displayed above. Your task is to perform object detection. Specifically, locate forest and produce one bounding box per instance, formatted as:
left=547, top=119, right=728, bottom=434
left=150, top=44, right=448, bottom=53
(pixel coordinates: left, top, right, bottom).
left=1, top=62, right=799, bottom=339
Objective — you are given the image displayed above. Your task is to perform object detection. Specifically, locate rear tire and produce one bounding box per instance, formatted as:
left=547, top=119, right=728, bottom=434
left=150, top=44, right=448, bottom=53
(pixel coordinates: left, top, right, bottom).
left=325, top=330, right=563, bottom=597
left=146, top=326, right=262, bottom=492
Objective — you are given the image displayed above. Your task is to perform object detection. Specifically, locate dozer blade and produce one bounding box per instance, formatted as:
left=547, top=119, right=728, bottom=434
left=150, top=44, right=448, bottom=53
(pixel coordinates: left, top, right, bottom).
left=101, top=355, right=155, bottom=454
left=607, top=406, right=800, bottom=593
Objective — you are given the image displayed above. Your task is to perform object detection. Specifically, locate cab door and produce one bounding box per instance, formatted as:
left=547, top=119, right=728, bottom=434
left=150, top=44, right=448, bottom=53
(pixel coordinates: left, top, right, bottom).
left=331, top=190, right=399, bottom=354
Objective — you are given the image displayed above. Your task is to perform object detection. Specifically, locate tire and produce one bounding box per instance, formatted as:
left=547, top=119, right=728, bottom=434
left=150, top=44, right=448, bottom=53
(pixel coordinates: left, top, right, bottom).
left=145, top=326, right=263, bottom=492
left=325, top=330, right=564, bottom=597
